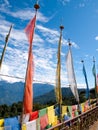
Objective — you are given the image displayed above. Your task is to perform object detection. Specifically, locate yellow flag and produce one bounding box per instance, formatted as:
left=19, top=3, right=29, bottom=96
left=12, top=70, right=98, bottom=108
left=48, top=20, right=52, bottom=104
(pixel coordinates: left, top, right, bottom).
left=55, top=26, right=64, bottom=104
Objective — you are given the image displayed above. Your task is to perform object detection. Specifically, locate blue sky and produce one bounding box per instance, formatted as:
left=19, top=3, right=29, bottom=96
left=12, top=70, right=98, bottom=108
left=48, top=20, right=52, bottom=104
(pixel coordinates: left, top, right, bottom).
left=0, top=0, right=98, bottom=89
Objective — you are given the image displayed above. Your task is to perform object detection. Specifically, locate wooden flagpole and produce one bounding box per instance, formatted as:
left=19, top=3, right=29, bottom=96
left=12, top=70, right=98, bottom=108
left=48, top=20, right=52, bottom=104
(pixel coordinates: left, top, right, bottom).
left=0, top=24, right=12, bottom=69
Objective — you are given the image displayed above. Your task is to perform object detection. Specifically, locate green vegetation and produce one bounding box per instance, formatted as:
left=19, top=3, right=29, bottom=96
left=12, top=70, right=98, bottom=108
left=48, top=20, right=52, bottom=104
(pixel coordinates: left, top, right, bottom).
left=0, top=88, right=96, bottom=118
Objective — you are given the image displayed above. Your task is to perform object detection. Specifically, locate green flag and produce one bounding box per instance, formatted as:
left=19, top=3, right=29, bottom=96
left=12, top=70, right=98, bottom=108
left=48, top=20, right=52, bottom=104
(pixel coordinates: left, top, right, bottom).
left=92, top=59, right=97, bottom=96
left=0, top=25, right=12, bottom=69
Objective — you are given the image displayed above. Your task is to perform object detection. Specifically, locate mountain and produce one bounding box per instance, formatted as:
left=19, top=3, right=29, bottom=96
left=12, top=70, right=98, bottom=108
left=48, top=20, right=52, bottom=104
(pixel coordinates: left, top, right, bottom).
left=34, top=87, right=86, bottom=105
left=0, top=80, right=90, bottom=105
left=0, top=80, right=54, bottom=105
left=34, top=88, right=73, bottom=104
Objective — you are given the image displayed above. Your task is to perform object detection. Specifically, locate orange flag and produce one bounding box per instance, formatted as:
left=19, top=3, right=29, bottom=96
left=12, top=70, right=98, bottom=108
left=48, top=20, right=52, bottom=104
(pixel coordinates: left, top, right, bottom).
left=23, top=15, right=36, bottom=114
left=25, top=15, right=36, bottom=44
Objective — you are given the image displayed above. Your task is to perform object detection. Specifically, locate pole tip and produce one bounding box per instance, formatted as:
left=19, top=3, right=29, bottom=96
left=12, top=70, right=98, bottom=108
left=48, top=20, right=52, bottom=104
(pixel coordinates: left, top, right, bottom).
left=34, top=4, right=40, bottom=10
left=68, top=39, right=71, bottom=46
left=81, top=60, right=84, bottom=63
left=60, top=25, right=64, bottom=30
left=93, top=56, right=95, bottom=62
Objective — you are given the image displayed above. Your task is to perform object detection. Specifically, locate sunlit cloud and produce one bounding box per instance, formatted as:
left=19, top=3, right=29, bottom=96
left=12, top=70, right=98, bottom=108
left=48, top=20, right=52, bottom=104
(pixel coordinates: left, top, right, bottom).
left=4, top=0, right=10, bottom=6
left=0, top=7, right=79, bottom=85
left=95, top=36, right=98, bottom=40
left=58, top=0, right=70, bottom=5
left=79, top=3, right=85, bottom=8
left=0, top=7, right=49, bottom=22
left=0, top=0, right=11, bottom=8
left=77, top=83, right=86, bottom=88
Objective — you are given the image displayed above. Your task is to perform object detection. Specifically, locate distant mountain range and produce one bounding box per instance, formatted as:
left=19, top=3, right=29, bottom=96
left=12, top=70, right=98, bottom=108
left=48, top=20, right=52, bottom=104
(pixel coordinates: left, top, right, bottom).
left=0, top=80, right=54, bottom=105
left=0, top=80, right=88, bottom=105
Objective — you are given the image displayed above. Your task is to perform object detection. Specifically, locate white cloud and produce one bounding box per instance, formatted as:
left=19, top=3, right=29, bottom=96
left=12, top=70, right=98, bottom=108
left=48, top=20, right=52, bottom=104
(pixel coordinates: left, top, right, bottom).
left=95, top=36, right=98, bottom=40
left=79, top=3, right=85, bottom=8
left=0, top=64, right=24, bottom=82
left=65, top=40, right=79, bottom=49
left=0, top=0, right=10, bottom=7
left=71, top=41, right=79, bottom=49
left=4, top=0, right=10, bottom=6
left=0, top=7, right=49, bottom=22
left=37, top=25, right=59, bottom=36
left=77, top=83, right=86, bottom=88
left=58, top=0, right=70, bottom=5
left=0, top=15, right=79, bottom=85
left=96, top=49, right=98, bottom=51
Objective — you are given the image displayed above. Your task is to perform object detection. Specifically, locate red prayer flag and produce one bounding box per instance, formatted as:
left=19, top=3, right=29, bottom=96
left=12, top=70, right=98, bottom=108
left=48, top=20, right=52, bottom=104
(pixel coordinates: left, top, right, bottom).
left=40, top=114, right=49, bottom=130
left=25, top=15, right=36, bottom=44
left=23, top=15, right=36, bottom=114
left=29, top=111, right=39, bottom=121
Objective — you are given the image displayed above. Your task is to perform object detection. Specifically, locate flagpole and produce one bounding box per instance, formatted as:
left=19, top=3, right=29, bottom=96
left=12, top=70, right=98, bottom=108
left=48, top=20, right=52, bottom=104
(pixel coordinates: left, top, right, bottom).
left=0, top=24, right=12, bottom=69
left=20, top=1, right=39, bottom=127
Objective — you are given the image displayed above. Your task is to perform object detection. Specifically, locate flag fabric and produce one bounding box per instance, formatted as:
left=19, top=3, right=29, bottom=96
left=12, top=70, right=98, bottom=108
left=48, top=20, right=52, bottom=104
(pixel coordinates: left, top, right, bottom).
left=0, top=25, right=12, bottom=69
left=66, top=47, right=79, bottom=102
left=55, top=32, right=62, bottom=104
left=92, top=61, right=97, bottom=95
left=0, top=119, right=4, bottom=127
left=82, top=63, right=90, bottom=99
left=4, top=117, right=20, bottom=130
left=25, top=15, right=36, bottom=44
left=23, top=15, right=36, bottom=114
left=92, top=61, right=96, bottom=77
left=23, top=46, right=33, bottom=113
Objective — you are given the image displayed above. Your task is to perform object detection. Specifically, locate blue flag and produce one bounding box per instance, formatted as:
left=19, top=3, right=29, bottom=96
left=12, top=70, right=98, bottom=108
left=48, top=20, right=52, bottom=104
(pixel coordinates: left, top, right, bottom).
left=82, top=63, right=90, bottom=99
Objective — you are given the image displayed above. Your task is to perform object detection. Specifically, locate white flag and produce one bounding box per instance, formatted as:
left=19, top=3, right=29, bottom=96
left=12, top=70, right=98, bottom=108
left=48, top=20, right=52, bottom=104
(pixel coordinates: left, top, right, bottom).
left=66, top=48, right=79, bottom=102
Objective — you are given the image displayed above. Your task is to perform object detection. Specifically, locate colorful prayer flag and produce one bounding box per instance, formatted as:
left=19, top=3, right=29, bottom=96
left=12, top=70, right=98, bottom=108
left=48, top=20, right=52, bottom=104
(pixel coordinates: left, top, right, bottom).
left=23, top=15, right=36, bottom=114
left=82, top=63, right=90, bottom=99
left=66, top=46, right=79, bottom=102
left=25, top=15, right=36, bottom=44
left=55, top=28, right=63, bottom=104
left=92, top=59, right=97, bottom=96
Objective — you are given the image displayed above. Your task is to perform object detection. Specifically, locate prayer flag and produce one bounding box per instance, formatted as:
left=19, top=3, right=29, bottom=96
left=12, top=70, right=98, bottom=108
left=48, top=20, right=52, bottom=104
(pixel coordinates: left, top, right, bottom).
left=25, top=15, right=36, bottom=44
left=92, top=60, right=97, bottom=96
left=82, top=63, right=90, bottom=99
left=23, top=15, right=36, bottom=114
left=66, top=46, right=79, bottom=102
left=55, top=28, right=62, bottom=104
